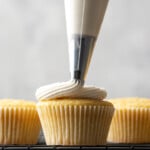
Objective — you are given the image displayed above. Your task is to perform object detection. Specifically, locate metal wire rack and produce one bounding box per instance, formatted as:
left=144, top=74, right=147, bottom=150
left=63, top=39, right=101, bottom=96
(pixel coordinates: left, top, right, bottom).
left=1, top=144, right=150, bottom=150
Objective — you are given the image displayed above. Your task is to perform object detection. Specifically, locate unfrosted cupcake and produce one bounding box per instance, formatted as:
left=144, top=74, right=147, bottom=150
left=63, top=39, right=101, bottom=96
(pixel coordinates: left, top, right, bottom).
left=0, top=99, right=41, bottom=144
left=107, top=97, right=150, bottom=143
left=36, top=80, right=114, bottom=145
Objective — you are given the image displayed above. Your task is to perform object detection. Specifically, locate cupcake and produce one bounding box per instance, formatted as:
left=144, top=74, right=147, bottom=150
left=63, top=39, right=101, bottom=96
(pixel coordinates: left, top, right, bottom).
left=107, top=97, right=150, bottom=143
left=0, top=99, right=41, bottom=144
left=36, top=80, right=114, bottom=145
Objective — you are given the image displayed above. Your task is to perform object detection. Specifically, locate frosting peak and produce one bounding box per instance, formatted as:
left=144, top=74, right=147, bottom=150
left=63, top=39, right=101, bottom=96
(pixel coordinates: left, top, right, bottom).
left=36, top=80, right=107, bottom=101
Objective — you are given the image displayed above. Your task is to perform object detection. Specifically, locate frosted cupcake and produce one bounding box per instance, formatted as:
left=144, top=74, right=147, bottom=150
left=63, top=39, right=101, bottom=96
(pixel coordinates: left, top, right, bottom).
left=107, top=97, right=150, bottom=143
left=0, top=99, right=41, bottom=144
left=36, top=80, right=114, bottom=145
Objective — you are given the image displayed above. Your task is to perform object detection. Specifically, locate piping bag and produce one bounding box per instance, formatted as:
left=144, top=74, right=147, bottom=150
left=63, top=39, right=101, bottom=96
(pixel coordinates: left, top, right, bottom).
left=65, top=0, right=109, bottom=84
left=35, top=0, right=109, bottom=100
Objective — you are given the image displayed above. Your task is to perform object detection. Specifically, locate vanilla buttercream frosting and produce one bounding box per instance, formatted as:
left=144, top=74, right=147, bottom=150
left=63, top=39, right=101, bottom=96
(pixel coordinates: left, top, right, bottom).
left=36, top=80, right=107, bottom=101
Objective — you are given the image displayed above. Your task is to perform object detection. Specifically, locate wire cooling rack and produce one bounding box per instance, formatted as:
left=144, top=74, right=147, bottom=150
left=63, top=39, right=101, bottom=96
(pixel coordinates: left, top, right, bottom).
left=1, top=144, right=150, bottom=150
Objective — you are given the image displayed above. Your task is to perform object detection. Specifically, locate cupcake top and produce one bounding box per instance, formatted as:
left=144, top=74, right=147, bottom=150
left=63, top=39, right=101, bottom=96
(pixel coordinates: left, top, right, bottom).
left=108, top=97, right=150, bottom=108
left=38, top=99, right=113, bottom=106
left=0, top=99, right=36, bottom=108
left=36, top=80, right=107, bottom=101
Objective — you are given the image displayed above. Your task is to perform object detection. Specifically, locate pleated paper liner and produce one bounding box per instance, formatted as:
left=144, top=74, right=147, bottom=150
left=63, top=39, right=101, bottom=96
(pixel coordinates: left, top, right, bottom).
left=107, top=108, right=150, bottom=143
left=0, top=106, right=41, bottom=144
left=37, top=101, right=114, bottom=145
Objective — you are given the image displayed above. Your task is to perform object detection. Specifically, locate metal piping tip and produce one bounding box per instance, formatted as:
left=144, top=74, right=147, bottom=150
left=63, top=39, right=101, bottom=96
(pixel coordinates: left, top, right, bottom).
left=69, top=34, right=96, bottom=83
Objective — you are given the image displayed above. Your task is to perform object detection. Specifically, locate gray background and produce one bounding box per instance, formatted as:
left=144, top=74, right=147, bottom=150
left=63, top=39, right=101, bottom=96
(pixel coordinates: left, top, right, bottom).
left=0, top=0, right=150, bottom=100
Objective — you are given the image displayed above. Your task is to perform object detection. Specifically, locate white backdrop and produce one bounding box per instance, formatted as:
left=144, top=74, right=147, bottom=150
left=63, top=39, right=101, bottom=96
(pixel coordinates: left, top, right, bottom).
left=0, top=0, right=150, bottom=100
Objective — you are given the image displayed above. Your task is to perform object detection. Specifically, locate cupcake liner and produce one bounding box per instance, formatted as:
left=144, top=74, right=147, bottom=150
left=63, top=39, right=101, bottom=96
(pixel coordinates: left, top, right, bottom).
left=107, top=108, right=150, bottom=143
left=37, top=103, right=114, bottom=145
left=0, top=106, right=41, bottom=144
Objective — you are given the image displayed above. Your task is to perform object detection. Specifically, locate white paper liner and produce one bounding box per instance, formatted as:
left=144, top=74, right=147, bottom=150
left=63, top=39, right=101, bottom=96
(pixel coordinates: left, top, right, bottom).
left=0, top=107, right=41, bottom=144
left=108, top=108, right=150, bottom=143
left=37, top=104, right=114, bottom=145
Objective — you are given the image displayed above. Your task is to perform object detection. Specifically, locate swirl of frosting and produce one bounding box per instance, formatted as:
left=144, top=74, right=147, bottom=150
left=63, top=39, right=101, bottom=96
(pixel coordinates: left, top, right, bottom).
left=36, top=80, right=107, bottom=100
